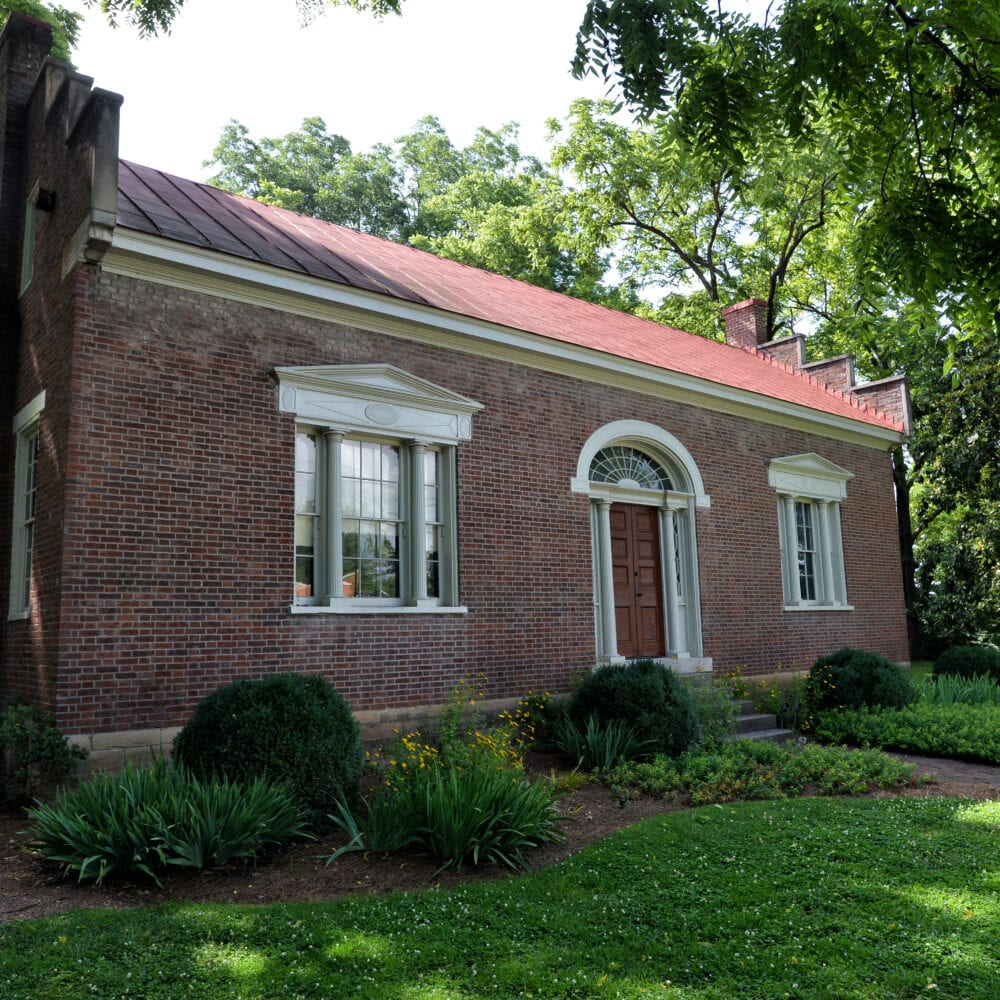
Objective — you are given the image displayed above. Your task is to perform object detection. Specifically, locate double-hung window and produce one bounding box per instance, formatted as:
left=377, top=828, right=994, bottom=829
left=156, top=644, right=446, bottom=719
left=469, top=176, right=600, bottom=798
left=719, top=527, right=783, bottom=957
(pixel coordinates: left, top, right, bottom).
left=769, top=453, right=852, bottom=610
left=276, top=364, right=481, bottom=613
left=8, top=391, right=45, bottom=620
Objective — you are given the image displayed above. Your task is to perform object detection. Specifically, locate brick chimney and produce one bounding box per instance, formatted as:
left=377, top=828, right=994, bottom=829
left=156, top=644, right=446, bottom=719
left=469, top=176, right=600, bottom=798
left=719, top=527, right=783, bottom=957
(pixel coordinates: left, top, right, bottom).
left=722, top=298, right=769, bottom=350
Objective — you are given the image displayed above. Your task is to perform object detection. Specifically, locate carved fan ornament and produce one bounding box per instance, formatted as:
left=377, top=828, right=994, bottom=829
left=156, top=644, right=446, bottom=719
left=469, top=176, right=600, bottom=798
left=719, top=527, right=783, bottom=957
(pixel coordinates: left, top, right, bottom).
left=589, top=446, right=672, bottom=491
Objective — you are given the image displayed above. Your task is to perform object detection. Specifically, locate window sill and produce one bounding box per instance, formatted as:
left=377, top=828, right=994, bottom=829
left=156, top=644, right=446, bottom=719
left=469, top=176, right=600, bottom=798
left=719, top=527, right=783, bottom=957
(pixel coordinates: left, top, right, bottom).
left=6, top=609, right=30, bottom=622
left=782, top=603, right=854, bottom=613
left=290, top=604, right=468, bottom=616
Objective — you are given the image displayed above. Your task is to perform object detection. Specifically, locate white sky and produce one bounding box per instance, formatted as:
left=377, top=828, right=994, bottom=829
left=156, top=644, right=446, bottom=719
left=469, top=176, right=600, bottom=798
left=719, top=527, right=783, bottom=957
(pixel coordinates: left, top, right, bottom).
left=66, top=0, right=612, bottom=181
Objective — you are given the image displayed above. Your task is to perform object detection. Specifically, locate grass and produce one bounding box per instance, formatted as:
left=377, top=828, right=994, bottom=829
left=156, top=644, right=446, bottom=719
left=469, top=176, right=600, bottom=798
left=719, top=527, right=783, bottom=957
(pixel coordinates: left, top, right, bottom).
left=2, top=796, right=999, bottom=998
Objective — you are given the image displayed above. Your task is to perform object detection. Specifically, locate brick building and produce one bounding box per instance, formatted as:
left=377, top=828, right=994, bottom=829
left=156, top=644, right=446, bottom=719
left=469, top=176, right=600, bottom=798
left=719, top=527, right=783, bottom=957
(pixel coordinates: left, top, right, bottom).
left=1, top=16, right=910, bottom=761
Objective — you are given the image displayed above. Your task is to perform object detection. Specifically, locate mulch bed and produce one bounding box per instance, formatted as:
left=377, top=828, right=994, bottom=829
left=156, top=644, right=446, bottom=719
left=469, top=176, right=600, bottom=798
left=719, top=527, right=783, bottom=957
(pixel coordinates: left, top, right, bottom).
left=2, top=751, right=997, bottom=925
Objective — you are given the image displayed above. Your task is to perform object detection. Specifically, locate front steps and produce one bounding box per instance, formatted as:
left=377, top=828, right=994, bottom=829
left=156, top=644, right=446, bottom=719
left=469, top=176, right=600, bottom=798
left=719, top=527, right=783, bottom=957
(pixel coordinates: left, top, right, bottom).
left=730, top=699, right=795, bottom=743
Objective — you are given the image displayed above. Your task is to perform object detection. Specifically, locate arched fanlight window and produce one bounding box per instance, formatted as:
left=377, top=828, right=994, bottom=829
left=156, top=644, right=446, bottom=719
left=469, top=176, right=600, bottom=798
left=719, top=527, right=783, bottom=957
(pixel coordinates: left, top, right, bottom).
left=589, top=446, right=673, bottom=491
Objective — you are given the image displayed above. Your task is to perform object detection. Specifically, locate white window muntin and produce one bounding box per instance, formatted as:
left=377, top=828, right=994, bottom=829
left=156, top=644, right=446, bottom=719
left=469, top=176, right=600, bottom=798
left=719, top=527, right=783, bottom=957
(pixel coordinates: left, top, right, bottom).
left=277, top=365, right=478, bottom=614
left=769, top=453, right=852, bottom=610
left=8, top=391, right=45, bottom=620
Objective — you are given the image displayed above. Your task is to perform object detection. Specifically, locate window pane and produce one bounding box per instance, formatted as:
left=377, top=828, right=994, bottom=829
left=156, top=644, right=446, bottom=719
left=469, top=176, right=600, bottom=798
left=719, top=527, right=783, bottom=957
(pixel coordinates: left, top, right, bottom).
left=796, top=502, right=817, bottom=601
left=361, top=480, right=379, bottom=518
left=361, top=441, right=379, bottom=479
left=426, top=524, right=439, bottom=598
left=342, top=478, right=361, bottom=517
left=295, top=434, right=316, bottom=514
left=342, top=519, right=360, bottom=557
left=382, top=480, right=399, bottom=520
left=295, top=512, right=315, bottom=600
left=382, top=445, right=399, bottom=483
left=341, top=439, right=360, bottom=478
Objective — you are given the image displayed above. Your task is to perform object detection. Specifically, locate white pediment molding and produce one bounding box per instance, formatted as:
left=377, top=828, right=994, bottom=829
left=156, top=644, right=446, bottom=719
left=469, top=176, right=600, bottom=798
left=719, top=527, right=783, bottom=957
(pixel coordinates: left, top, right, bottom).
left=275, top=364, right=483, bottom=443
left=768, top=453, right=853, bottom=501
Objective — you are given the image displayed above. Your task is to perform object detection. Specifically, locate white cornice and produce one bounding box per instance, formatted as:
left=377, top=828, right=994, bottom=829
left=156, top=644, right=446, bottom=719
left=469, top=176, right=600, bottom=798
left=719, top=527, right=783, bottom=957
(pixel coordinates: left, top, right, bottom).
left=102, top=230, right=903, bottom=450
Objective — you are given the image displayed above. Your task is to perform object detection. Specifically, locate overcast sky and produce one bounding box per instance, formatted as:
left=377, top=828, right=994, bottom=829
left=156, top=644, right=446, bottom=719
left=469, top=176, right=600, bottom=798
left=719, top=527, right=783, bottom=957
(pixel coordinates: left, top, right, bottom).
left=66, top=0, right=612, bottom=182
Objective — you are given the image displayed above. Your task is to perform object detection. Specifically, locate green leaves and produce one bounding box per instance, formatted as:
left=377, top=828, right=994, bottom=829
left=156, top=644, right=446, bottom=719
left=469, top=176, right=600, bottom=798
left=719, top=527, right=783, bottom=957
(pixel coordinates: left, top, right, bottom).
left=28, top=758, right=311, bottom=885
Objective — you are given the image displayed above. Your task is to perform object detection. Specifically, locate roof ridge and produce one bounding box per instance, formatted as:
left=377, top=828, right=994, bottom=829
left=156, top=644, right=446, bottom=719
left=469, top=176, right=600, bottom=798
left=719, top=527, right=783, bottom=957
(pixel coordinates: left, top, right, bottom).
left=116, top=160, right=904, bottom=436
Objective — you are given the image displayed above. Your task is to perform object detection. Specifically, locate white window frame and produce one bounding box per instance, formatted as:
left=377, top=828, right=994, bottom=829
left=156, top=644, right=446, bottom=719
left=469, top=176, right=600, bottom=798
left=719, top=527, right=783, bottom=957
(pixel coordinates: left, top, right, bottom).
left=275, top=364, right=481, bottom=615
left=8, top=391, right=45, bottom=620
left=769, top=453, right=853, bottom=611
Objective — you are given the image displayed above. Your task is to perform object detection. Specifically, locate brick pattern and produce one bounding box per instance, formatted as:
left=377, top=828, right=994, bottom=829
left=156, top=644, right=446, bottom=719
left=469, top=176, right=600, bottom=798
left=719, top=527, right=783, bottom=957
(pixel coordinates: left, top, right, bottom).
left=851, top=377, right=910, bottom=432
left=757, top=335, right=806, bottom=370
left=3, top=260, right=909, bottom=734
left=802, top=356, right=856, bottom=395
left=0, top=19, right=909, bottom=735
left=722, top=298, right=769, bottom=349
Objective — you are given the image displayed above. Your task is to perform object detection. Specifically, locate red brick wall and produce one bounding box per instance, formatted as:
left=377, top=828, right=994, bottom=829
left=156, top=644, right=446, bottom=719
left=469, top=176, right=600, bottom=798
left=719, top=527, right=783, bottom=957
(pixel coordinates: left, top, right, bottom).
left=2, top=260, right=909, bottom=734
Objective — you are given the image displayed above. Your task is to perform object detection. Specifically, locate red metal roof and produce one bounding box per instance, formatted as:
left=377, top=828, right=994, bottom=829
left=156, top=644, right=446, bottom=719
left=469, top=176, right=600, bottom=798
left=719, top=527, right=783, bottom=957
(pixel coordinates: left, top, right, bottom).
left=116, top=161, right=903, bottom=434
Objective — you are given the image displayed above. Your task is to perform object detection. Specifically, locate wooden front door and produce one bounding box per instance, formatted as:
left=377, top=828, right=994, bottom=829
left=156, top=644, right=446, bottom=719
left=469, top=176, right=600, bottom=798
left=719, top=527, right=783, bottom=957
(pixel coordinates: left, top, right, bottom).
left=610, top=503, right=666, bottom=658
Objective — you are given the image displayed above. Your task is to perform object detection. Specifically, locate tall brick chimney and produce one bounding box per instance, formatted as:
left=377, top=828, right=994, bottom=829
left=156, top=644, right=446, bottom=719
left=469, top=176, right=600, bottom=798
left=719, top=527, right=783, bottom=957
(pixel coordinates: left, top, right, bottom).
left=722, top=298, right=769, bottom=350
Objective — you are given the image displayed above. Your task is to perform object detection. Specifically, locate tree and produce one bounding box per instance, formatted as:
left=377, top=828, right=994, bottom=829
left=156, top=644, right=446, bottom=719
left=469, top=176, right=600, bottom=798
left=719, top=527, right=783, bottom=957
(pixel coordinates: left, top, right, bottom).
left=573, top=1, right=1000, bottom=347
left=82, top=0, right=402, bottom=37
left=549, top=98, right=841, bottom=340
left=2, top=1, right=81, bottom=60
left=206, top=115, right=618, bottom=301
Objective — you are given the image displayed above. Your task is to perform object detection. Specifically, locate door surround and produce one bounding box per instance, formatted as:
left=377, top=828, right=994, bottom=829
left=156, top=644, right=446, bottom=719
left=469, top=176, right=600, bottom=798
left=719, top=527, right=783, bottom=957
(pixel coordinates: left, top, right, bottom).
left=572, top=421, right=711, bottom=669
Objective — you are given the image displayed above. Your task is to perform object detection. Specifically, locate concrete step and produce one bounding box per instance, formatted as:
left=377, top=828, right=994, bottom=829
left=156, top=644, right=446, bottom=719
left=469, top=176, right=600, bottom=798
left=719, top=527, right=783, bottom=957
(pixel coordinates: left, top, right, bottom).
left=734, top=727, right=796, bottom=744
left=734, top=711, right=782, bottom=734
left=730, top=703, right=796, bottom=744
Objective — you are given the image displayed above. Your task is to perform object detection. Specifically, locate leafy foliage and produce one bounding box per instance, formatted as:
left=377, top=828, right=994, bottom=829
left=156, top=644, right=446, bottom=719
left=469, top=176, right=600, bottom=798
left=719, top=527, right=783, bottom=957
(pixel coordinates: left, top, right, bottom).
left=330, top=682, right=563, bottom=873
left=549, top=712, right=650, bottom=771
left=206, top=115, right=619, bottom=304
left=549, top=98, right=842, bottom=341
left=917, top=672, right=1000, bottom=706
left=2, top=2, right=80, bottom=61
left=173, top=673, right=362, bottom=826
left=569, top=659, right=699, bottom=758
left=803, top=648, right=917, bottom=723
left=28, top=758, right=310, bottom=885
left=600, top=739, right=914, bottom=804
left=574, top=1, right=1000, bottom=341
left=813, top=703, right=1000, bottom=764
left=933, top=644, right=1000, bottom=682
left=0, top=702, right=87, bottom=801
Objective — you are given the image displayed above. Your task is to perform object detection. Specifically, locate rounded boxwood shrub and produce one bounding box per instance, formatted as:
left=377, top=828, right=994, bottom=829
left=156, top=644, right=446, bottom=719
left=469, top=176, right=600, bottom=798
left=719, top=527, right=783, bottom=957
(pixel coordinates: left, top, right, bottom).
left=804, top=647, right=916, bottom=717
left=173, top=673, right=362, bottom=826
left=933, top=644, right=1000, bottom=682
left=569, top=659, right=698, bottom=759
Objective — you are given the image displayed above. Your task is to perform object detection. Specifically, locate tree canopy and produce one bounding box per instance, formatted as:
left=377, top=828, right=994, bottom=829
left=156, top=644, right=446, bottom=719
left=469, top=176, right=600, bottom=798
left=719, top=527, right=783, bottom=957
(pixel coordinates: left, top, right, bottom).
left=574, top=0, right=1000, bottom=348
left=205, top=115, right=619, bottom=304
left=2, top=1, right=80, bottom=60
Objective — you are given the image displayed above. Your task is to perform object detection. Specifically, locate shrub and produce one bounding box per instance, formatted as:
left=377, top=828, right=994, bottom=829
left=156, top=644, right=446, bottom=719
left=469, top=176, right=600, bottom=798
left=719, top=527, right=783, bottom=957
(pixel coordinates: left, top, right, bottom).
left=332, top=758, right=564, bottom=873
left=812, top=703, right=1000, bottom=764
left=803, top=648, right=916, bottom=724
left=0, top=702, right=87, bottom=801
left=599, top=740, right=914, bottom=804
left=28, top=758, right=310, bottom=885
left=685, top=677, right=738, bottom=745
left=568, top=659, right=698, bottom=758
left=173, top=673, right=362, bottom=826
left=933, top=645, right=1000, bottom=682
left=332, top=680, right=565, bottom=872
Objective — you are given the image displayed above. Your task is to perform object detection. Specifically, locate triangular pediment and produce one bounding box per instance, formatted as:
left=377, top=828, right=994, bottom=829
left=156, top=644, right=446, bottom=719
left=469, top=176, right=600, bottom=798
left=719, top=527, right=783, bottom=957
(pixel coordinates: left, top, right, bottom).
left=274, top=364, right=482, bottom=443
left=768, top=453, right=853, bottom=500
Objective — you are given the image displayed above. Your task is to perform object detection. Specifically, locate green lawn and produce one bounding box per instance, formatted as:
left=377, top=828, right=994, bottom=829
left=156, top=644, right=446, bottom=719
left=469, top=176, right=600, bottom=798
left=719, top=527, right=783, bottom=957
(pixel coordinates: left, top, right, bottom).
left=2, top=795, right=998, bottom=999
